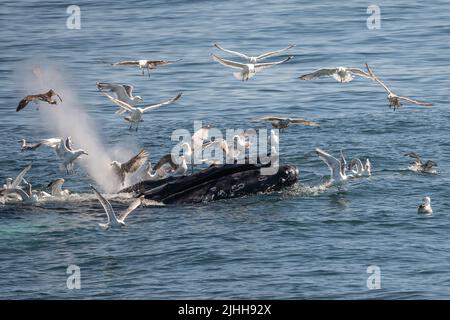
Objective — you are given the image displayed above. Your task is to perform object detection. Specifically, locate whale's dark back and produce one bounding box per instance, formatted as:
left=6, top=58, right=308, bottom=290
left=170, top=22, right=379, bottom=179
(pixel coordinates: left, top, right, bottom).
left=120, top=163, right=299, bottom=204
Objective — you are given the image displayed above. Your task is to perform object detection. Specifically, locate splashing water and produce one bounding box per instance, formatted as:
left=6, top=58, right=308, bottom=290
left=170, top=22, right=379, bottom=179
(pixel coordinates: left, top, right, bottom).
left=19, top=60, right=119, bottom=192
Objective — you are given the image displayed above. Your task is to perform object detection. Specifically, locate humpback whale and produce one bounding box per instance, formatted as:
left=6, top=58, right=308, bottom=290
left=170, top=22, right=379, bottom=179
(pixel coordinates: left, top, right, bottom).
left=121, top=163, right=299, bottom=204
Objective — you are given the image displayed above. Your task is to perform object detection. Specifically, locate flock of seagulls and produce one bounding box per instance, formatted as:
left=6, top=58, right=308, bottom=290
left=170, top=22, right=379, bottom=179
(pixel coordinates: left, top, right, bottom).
left=3, top=43, right=438, bottom=227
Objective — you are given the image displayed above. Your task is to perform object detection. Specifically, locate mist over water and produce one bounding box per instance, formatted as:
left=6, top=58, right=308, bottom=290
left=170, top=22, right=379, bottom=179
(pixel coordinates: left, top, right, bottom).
left=20, top=60, right=118, bottom=192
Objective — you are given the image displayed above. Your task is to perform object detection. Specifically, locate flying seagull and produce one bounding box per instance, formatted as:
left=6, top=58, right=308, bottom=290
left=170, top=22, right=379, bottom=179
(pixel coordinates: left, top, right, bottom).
left=102, top=92, right=182, bottom=131
left=365, top=63, right=433, bottom=110
left=47, top=178, right=70, bottom=197
left=213, top=43, right=295, bottom=64
left=299, top=67, right=371, bottom=83
left=111, top=59, right=181, bottom=77
left=90, top=185, right=144, bottom=229
left=96, top=82, right=143, bottom=108
left=59, top=138, right=88, bottom=174
left=404, top=152, right=437, bottom=173
left=211, top=54, right=293, bottom=81
left=418, top=196, right=432, bottom=215
left=111, top=149, right=148, bottom=186
left=40, top=137, right=67, bottom=158
left=315, top=148, right=348, bottom=184
left=17, top=89, right=62, bottom=112
left=255, top=116, right=320, bottom=129
left=19, top=139, right=42, bottom=152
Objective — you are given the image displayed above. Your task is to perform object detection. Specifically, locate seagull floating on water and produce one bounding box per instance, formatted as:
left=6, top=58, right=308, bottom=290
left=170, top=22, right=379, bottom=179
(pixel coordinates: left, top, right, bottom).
left=255, top=116, right=320, bottom=129
left=404, top=152, right=437, bottom=174
left=365, top=63, right=433, bottom=110
left=315, top=148, right=348, bottom=184
left=213, top=43, right=295, bottom=64
left=17, top=89, right=62, bottom=112
left=111, top=149, right=148, bottom=186
left=102, top=92, right=182, bottom=131
left=348, top=158, right=372, bottom=177
left=418, top=196, right=433, bottom=215
left=299, top=67, right=371, bottom=83
left=96, top=82, right=143, bottom=108
left=111, top=59, right=181, bottom=77
left=211, top=54, right=293, bottom=81
left=90, top=185, right=144, bottom=229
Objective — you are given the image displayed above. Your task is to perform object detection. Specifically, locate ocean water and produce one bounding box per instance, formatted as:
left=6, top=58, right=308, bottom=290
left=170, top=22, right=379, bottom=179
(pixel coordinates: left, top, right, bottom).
left=1, top=0, right=450, bottom=299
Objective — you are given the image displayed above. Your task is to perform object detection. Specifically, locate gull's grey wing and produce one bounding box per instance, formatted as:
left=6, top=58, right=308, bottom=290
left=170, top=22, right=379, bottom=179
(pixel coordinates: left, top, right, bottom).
left=254, top=56, right=293, bottom=71
left=122, top=149, right=148, bottom=174
left=255, top=116, right=285, bottom=122
left=90, top=185, right=115, bottom=224
left=11, top=164, right=32, bottom=189
left=299, top=68, right=338, bottom=80
left=213, top=43, right=250, bottom=60
left=112, top=60, right=139, bottom=66
left=290, top=118, right=320, bottom=127
left=118, top=196, right=143, bottom=222
left=365, top=63, right=393, bottom=94
left=153, top=154, right=177, bottom=171
left=256, top=44, right=295, bottom=60
left=211, top=54, right=246, bottom=69
left=397, top=96, right=433, bottom=106
left=140, top=92, right=182, bottom=113
left=347, top=68, right=372, bottom=79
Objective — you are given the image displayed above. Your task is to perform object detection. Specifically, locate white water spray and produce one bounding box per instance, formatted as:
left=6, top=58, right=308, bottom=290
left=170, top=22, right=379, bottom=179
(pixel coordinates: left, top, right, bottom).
left=20, top=60, right=119, bottom=192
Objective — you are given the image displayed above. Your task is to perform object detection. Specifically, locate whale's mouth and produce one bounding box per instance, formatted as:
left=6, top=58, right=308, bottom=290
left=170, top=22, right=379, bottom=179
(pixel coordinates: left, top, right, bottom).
left=273, top=165, right=299, bottom=190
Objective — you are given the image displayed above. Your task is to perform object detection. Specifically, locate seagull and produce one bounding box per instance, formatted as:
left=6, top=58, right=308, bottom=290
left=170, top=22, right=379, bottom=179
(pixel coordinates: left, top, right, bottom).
left=0, top=179, right=38, bottom=204
left=315, top=148, right=348, bottom=184
left=111, top=59, right=181, bottom=77
left=111, top=149, right=148, bottom=186
left=348, top=158, right=372, bottom=177
left=255, top=116, right=320, bottom=129
left=3, top=164, right=32, bottom=189
left=19, top=139, right=42, bottom=152
left=17, top=89, right=62, bottom=112
left=404, top=152, right=437, bottom=174
left=47, top=178, right=70, bottom=196
left=60, top=139, right=88, bottom=174
left=299, top=67, right=371, bottom=83
left=96, top=82, right=143, bottom=109
left=153, top=152, right=189, bottom=177
left=365, top=63, right=433, bottom=110
left=213, top=43, right=295, bottom=64
left=141, top=161, right=170, bottom=181
left=90, top=185, right=144, bottom=229
left=418, top=196, right=432, bottom=215
left=211, top=54, right=293, bottom=81
left=40, top=137, right=68, bottom=158
left=102, top=92, right=182, bottom=131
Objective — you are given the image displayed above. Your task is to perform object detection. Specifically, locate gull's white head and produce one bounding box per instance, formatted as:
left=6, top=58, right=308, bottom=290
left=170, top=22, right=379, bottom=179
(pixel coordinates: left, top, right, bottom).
left=135, top=96, right=144, bottom=103
left=423, top=196, right=431, bottom=206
